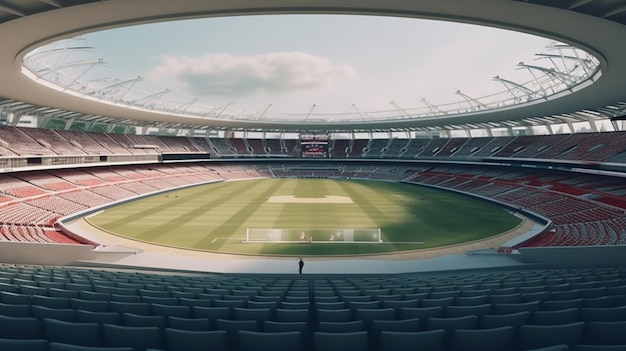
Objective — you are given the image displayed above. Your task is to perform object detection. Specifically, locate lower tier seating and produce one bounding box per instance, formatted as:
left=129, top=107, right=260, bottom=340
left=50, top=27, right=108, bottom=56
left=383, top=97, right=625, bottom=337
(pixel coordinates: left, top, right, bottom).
left=0, top=264, right=624, bottom=350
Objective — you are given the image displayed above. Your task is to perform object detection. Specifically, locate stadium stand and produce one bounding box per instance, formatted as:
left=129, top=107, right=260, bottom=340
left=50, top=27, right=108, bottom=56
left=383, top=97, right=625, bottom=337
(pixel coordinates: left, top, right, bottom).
left=0, top=264, right=623, bottom=350
left=0, top=2, right=625, bottom=350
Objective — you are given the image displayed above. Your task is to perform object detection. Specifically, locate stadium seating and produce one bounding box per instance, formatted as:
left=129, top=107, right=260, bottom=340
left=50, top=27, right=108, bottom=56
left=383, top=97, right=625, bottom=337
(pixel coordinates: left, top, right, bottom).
left=0, top=264, right=624, bottom=350
left=9, top=157, right=611, bottom=253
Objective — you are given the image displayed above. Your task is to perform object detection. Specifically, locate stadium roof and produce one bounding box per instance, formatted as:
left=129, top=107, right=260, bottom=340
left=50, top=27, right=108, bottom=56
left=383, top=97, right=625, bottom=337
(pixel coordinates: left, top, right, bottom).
left=0, top=0, right=625, bottom=132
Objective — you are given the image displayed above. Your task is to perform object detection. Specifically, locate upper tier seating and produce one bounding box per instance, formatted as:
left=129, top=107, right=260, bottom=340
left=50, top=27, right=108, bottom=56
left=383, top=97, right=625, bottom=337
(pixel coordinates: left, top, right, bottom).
left=3, top=125, right=626, bottom=164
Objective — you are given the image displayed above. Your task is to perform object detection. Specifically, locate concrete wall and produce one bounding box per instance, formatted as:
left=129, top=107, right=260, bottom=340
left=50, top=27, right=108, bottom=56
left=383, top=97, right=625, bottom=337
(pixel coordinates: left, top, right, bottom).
left=0, top=241, right=95, bottom=265
left=518, top=245, right=626, bottom=267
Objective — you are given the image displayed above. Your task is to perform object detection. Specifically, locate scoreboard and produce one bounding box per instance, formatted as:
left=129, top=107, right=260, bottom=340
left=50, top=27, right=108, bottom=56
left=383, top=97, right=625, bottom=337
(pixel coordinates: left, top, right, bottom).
left=300, top=134, right=329, bottom=158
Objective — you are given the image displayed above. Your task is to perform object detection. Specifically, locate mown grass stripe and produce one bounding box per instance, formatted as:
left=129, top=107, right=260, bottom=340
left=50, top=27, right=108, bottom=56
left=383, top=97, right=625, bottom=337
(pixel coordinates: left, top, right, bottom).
left=96, top=183, right=225, bottom=230
left=336, top=180, right=391, bottom=225
left=196, top=179, right=287, bottom=249
left=132, top=180, right=262, bottom=241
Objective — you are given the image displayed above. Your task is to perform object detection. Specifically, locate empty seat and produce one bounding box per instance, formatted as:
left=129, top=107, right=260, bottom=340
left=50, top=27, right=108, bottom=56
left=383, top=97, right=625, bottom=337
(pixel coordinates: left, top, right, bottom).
left=313, top=331, right=368, bottom=351
left=252, top=295, right=282, bottom=303
left=522, top=292, right=551, bottom=302
left=0, top=283, right=19, bottom=294
left=542, top=299, right=584, bottom=311
left=427, top=315, right=479, bottom=348
left=532, top=308, right=580, bottom=325
left=52, top=344, right=136, bottom=351
left=43, top=318, right=102, bottom=347
left=379, top=329, right=445, bottom=351
left=32, top=296, right=70, bottom=310
left=370, top=318, right=420, bottom=347
left=480, top=311, right=531, bottom=330
left=519, top=345, right=569, bottom=351
left=246, top=300, right=278, bottom=311
left=460, top=289, right=492, bottom=298
left=316, top=301, right=345, bottom=310
left=141, top=296, right=178, bottom=305
left=583, top=321, right=626, bottom=346
left=79, top=291, right=111, bottom=301
left=214, top=299, right=247, bottom=309
left=103, top=324, right=163, bottom=351
left=371, top=318, right=420, bottom=334
left=123, top=313, right=166, bottom=329
left=94, top=286, right=136, bottom=296
left=168, top=316, right=212, bottom=331
left=516, top=322, right=585, bottom=350
left=109, top=301, right=150, bottom=315
left=354, top=308, right=395, bottom=328
left=264, top=321, right=309, bottom=334
left=138, top=289, right=170, bottom=298
left=19, top=285, right=48, bottom=296
left=65, top=283, right=94, bottom=292
left=445, top=304, right=492, bottom=318
left=451, top=326, right=514, bottom=351
left=427, top=315, right=479, bottom=332
left=348, top=301, right=379, bottom=311
left=215, top=318, right=259, bottom=344
left=377, top=294, right=403, bottom=302
left=164, top=328, right=229, bottom=351
left=193, top=306, right=231, bottom=322
left=575, top=346, right=626, bottom=351
left=550, top=290, right=581, bottom=301
left=382, top=299, right=419, bottom=310
left=0, top=315, right=43, bottom=339
left=110, top=294, right=141, bottom=303
left=455, top=295, right=489, bottom=306
left=281, top=301, right=310, bottom=310
left=400, top=306, right=443, bottom=320
left=493, top=301, right=541, bottom=315
left=392, top=287, right=416, bottom=295
left=421, top=297, right=455, bottom=308
left=31, top=305, right=76, bottom=322
left=578, top=287, right=608, bottom=299
left=318, top=320, right=364, bottom=333
left=48, top=288, right=79, bottom=299
left=429, top=290, right=461, bottom=299
left=233, top=307, right=272, bottom=327
left=0, top=302, right=31, bottom=317
left=582, top=296, right=614, bottom=308
left=76, top=310, right=122, bottom=326
left=238, top=330, right=303, bottom=351
left=315, top=296, right=342, bottom=303
left=1, top=291, right=32, bottom=304
left=70, top=298, right=109, bottom=312
left=151, top=303, right=190, bottom=318
left=317, top=309, right=352, bottom=323
left=178, top=298, right=212, bottom=309
left=170, top=291, right=196, bottom=299
left=0, top=338, right=49, bottom=351
left=275, top=308, right=309, bottom=323
left=490, top=293, right=522, bottom=304
left=580, top=306, right=626, bottom=322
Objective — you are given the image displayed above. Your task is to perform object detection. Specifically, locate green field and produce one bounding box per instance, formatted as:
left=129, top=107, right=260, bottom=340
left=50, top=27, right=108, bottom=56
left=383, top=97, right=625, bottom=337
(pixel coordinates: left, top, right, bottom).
left=88, top=178, right=522, bottom=256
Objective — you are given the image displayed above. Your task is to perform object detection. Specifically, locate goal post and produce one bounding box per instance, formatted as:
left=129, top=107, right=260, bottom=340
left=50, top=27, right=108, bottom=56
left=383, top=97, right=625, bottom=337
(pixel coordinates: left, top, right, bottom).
left=245, top=228, right=382, bottom=243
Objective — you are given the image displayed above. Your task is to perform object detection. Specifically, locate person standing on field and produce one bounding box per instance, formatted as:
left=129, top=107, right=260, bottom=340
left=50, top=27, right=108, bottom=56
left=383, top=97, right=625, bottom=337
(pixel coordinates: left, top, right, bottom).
left=299, top=258, right=304, bottom=274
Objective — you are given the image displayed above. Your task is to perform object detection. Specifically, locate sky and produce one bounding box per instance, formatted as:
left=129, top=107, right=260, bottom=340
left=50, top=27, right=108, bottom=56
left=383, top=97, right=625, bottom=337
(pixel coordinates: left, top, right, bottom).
left=80, top=14, right=554, bottom=115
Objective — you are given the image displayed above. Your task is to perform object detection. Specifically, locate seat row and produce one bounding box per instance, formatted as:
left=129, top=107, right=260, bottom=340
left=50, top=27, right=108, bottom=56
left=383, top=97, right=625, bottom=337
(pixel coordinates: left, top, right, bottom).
left=1, top=318, right=625, bottom=351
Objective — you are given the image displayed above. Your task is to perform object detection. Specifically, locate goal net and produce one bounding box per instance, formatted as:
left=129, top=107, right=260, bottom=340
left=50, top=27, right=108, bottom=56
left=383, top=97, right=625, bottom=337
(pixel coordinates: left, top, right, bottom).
left=245, top=228, right=382, bottom=243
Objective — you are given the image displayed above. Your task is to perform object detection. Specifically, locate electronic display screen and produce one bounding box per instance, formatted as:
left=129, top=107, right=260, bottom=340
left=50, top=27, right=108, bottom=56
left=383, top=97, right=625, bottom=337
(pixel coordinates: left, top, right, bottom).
left=300, top=134, right=329, bottom=158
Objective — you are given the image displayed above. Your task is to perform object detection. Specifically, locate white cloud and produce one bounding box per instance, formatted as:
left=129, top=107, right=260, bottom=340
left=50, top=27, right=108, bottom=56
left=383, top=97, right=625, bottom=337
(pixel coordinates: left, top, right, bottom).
left=146, top=52, right=357, bottom=97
